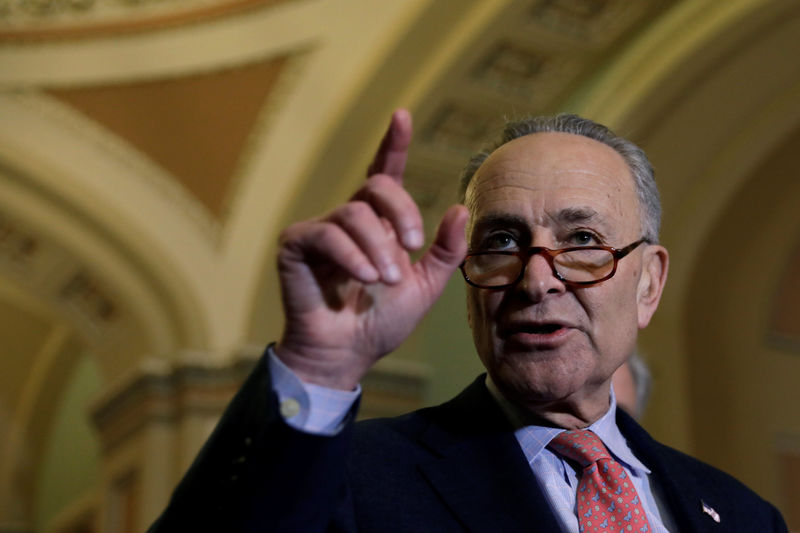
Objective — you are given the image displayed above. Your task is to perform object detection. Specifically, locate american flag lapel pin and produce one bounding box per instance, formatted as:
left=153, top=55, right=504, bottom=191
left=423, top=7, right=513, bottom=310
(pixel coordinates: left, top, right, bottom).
left=701, top=499, right=721, bottom=523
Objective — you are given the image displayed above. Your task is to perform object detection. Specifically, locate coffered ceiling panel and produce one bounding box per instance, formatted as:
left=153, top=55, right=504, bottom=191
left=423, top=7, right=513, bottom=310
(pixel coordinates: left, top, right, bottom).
left=49, top=55, right=291, bottom=218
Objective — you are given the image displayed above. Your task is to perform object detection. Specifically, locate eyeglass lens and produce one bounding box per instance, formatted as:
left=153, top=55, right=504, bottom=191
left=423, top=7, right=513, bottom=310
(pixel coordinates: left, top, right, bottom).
left=464, top=248, right=616, bottom=287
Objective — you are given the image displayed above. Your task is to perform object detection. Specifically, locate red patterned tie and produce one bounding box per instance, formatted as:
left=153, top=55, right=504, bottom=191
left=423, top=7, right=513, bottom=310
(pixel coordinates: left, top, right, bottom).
left=549, top=429, right=652, bottom=533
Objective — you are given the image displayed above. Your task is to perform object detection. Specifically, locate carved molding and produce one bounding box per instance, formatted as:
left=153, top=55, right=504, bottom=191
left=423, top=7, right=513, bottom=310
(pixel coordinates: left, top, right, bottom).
left=0, top=0, right=294, bottom=40
left=91, top=349, right=259, bottom=453
left=470, top=41, right=585, bottom=106
left=0, top=208, right=125, bottom=343
left=421, top=104, right=495, bottom=157
left=529, top=0, right=652, bottom=44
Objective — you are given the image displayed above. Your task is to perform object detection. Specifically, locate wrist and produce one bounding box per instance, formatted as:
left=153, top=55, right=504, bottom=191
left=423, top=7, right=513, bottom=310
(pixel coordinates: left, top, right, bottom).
left=274, top=342, right=364, bottom=391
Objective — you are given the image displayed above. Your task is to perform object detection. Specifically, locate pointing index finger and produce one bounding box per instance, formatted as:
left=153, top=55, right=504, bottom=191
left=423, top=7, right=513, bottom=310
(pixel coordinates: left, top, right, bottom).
left=366, top=109, right=412, bottom=183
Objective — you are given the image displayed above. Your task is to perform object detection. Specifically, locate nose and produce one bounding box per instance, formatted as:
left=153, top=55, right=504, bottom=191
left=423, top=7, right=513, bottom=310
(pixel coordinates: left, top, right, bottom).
left=518, top=250, right=566, bottom=301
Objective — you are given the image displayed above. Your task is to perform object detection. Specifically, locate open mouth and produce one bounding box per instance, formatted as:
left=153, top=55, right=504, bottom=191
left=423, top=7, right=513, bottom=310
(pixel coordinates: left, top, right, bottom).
left=502, top=321, right=572, bottom=346
left=520, top=323, right=564, bottom=335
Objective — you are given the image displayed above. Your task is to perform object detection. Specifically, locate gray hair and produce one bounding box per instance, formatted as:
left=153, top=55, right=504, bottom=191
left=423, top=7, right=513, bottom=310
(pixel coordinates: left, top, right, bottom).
left=459, top=114, right=661, bottom=243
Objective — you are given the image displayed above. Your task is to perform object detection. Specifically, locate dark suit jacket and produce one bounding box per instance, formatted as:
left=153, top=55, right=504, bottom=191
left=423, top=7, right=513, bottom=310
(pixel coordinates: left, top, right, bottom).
left=150, top=351, right=788, bottom=532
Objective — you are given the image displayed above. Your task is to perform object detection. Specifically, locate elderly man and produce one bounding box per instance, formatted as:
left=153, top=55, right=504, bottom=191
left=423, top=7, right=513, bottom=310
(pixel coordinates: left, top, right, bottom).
left=151, top=111, right=787, bottom=532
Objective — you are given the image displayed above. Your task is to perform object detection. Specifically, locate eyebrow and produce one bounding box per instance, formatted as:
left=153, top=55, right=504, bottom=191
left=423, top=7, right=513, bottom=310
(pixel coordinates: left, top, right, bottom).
left=555, top=206, right=601, bottom=225
left=471, top=207, right=601, bottom=231
left=470, top=213, right=528, bottom=236
left=468, top=207, right=607, bottom=245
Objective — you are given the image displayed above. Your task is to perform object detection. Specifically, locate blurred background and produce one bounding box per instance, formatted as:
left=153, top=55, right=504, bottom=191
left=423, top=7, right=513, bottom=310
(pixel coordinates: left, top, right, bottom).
left=1, top=0, right=799, bottom=530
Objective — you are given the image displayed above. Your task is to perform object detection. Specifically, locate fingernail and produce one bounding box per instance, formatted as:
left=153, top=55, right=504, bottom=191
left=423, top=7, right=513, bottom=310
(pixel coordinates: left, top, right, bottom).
left=404, top=229, right=423, bottom=249
left=384, top=263, right=401, bottom=283
left=357, top=264, right=379, bottom=281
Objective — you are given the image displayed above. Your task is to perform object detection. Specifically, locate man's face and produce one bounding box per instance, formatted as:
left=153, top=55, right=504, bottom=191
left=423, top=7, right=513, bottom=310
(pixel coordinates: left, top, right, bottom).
left=464, top=132, right=664, bottom=421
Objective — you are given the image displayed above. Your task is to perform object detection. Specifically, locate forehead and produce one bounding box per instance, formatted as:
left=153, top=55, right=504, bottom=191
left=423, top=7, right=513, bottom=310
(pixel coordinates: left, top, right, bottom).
left=465, top=132, right=639, bottom=236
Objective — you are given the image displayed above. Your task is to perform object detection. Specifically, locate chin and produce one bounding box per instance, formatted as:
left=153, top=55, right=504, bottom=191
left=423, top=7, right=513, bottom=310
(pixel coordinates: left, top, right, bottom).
left=494, top=346, right=596, bottom=395
left=494, top=364, right=576, bottom=402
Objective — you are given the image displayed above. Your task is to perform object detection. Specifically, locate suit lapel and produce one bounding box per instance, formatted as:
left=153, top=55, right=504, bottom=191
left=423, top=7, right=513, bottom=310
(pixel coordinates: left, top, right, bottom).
left=618, top=411, right=720, bottom=533
left=409, top=378, right=733, bottom=532
left=415, top=377, right=563, bottom=533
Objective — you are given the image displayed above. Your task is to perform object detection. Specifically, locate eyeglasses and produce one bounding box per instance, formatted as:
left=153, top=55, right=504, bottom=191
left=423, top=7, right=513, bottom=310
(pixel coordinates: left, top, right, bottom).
left=460, top=238, right=649, bottom=289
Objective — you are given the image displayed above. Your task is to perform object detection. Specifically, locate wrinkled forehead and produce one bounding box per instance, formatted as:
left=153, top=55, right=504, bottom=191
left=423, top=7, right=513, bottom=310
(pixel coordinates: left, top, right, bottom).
left=464, top=132, right=640, bottom=234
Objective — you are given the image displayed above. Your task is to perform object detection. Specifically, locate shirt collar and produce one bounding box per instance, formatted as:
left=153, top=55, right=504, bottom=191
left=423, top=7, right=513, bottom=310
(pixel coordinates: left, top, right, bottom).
left=485, top=374, right=651, bottom=475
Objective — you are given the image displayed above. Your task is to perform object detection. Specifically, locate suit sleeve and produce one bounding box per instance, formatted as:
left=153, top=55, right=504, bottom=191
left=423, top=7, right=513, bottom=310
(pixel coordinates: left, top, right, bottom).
left=147, top=347, right=357, bottom=532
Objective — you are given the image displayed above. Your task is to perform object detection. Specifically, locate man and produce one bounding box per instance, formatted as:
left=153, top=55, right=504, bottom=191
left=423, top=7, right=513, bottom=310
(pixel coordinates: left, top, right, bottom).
left=150, top=111, right=787, bottom=532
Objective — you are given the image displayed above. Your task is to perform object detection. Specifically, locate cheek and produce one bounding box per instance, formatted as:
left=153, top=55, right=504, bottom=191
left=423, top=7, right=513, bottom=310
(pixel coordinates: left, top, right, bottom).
left=466, top=289, right=484, bottom=331
left=581, top=282, right=639, bottom=331
left=466, top=289, right=504, bottom=345
left=466, top=290, right=476, bottom=329
left=467, top=288, right=497, bottom=318
left=587, top=285, right=641, bottom=356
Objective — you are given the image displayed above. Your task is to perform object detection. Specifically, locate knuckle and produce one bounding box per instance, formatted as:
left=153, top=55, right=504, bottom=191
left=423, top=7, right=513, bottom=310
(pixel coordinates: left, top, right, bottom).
left=341, top=247, right=367, bottom=266
left=278, top=219, right=338, bottom=250
left=278, top=221, right=305, bottom=246
left=397, top=211, right=420, bottom=231
left=361, top=174, right=395, bottom=200
left=367, top=173, right=394, bottom=188
left=314, top=222, right=341, bottom=242
left=340, top=200, right=372, bottom=221
left=327, top=201, right=366, bottom=224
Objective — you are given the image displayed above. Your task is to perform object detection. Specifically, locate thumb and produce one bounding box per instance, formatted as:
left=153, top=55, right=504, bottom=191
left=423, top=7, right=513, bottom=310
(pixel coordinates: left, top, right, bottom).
left=415, top=204, right=469, bottom=295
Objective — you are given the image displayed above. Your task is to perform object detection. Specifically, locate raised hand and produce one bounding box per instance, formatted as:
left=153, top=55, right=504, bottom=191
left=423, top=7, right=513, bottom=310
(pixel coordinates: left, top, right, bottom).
left=274, top=110, right=468, bottom=390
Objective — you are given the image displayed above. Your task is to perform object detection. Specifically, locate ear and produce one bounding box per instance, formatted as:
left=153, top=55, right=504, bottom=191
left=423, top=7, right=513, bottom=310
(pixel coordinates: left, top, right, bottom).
left=636, top=244, right=669, bottom=329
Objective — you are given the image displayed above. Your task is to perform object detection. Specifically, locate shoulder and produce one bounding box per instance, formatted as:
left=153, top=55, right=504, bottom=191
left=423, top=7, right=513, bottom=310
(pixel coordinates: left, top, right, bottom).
left=619, top=410, right=747, bottom=492
left=352, top=407, right=434, bottom=454
left=352, top=374, right=501, bottom=445
left=349, top=374, right=506, bottom=466
left=618, top=410, right=788, bottom=531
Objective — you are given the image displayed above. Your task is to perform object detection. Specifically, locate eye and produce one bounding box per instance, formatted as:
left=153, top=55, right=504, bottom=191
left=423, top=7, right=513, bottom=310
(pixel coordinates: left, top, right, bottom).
left=483, top=232, right=518, bottom=251
left=568, top=230, right=600, bottom=246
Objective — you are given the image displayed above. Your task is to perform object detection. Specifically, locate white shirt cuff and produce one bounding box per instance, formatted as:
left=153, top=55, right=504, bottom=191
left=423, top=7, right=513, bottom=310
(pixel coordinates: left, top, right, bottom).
left=267, top=345, right=360, bottom=435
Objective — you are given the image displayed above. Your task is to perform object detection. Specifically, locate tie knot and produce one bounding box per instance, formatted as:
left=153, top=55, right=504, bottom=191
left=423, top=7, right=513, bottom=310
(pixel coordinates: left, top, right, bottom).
left=549, top=429, right=611, bottom=467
